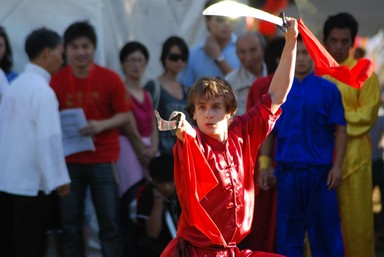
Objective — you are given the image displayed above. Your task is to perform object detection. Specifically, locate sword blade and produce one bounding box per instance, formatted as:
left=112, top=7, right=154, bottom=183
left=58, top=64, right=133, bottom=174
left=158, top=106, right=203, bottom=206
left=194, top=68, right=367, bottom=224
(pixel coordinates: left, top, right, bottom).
left=202, top=1, right=284, bottom=27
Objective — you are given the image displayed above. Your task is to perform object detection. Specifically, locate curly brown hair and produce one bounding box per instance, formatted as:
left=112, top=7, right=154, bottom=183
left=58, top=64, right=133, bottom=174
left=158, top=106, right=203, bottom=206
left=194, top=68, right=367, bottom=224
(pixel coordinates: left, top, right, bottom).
left=186, top=77, right=237, bottom=118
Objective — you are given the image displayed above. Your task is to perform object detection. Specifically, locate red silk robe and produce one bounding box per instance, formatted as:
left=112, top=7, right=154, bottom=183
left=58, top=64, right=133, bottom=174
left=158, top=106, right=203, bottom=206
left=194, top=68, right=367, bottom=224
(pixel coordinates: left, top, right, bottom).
left=161, top=95, right=284, bottom=257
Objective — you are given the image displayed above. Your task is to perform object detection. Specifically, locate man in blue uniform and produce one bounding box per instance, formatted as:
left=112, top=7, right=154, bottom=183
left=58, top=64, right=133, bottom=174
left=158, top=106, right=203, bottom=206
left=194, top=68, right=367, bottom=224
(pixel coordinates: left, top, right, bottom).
left=259, top=35, right=347, bottom=257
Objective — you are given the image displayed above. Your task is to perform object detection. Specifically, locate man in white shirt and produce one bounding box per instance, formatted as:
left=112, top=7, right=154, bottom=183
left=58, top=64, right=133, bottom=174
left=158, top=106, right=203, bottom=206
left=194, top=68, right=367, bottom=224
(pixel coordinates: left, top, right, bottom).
left=0, top=27, right=70, bottom=257
left=225, top=31, right=267, bottom=115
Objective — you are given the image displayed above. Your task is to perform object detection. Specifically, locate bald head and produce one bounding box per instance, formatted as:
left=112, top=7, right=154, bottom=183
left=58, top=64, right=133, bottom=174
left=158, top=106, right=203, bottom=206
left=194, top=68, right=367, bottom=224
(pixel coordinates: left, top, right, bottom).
left=236, top=32, right=265, bottom=76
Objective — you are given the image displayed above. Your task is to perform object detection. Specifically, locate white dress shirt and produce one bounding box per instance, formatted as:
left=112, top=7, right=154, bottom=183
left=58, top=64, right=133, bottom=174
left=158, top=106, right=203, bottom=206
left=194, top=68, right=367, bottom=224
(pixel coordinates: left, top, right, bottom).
left=0, top=63, right=70, bottom=196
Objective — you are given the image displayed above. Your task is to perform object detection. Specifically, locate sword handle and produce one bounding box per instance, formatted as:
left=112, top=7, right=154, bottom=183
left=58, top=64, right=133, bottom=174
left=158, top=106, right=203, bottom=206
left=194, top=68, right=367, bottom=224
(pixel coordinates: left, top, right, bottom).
left=170, top=113, right=182, bottom=136
left=277, top=12, right=287, bottom=33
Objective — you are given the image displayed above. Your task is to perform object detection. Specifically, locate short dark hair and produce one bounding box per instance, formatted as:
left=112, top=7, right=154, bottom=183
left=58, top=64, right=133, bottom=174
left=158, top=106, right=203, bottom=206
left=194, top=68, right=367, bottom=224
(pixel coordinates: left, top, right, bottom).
left=187, top=77, right=237, bottom=118
left=119, top=41, right=149, bottom=64
left=64, top=21, right=97, bottom=48
left=264, top=37, right=285, bottom=74
left=0, top=26, right=14, bottom=73
left=25, top=28, right=61, bottom=61
left=323, top=12, right=358, bottom=45
left=160, top=36, right=189, bottom=70
left=148, top=154, right=174, bottom=183
left=204, top=0, right=224, bottom=23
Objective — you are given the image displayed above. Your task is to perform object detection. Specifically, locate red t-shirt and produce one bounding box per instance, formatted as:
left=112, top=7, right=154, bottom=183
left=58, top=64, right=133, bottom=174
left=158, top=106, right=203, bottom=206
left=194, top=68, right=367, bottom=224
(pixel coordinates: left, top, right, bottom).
left=51, top=64, right=132, bottom=163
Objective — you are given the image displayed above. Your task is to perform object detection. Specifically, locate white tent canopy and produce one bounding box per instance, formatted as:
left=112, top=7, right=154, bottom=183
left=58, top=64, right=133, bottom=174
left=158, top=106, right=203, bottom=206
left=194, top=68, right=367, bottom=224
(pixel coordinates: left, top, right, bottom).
left=2, top=0, right=383, bottom=81
left=1, top=0, right=247, bottom=81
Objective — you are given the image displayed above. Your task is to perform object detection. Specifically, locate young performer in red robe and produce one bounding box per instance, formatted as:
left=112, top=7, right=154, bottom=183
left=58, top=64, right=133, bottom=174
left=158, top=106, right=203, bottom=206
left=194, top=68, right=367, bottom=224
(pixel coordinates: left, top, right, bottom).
left=160, top=17, right=298, bottom=257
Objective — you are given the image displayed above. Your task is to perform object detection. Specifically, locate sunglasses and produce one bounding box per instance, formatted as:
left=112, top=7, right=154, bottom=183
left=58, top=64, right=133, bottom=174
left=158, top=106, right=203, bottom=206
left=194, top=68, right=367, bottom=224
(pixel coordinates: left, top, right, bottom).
left=168, top=53, right=187, bottom=62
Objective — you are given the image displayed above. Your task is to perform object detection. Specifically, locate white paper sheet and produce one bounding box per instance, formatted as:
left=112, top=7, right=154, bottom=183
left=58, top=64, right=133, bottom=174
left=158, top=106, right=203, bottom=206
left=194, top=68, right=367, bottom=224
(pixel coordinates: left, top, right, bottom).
left=60, top=108, right=95, bottom=156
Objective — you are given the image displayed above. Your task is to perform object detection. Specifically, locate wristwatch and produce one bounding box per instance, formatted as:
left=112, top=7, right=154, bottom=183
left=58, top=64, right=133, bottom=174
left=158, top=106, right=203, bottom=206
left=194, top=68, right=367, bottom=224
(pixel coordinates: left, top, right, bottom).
left=214, top=54, right=225, bottom=64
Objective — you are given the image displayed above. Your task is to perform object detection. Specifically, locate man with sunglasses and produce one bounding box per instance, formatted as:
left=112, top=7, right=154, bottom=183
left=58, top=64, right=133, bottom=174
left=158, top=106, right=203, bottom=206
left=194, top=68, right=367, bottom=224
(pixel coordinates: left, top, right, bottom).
left=179, top=0, right=241, bottom=87
left=167, top=53, right=187, bottom=62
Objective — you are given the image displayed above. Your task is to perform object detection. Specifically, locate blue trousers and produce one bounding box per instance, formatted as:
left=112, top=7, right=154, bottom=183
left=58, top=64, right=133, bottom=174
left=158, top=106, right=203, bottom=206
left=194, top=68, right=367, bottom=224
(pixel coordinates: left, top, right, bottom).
left=59, top=162, right=123, bottom=257
left=275, top=164, right=344, bottom=257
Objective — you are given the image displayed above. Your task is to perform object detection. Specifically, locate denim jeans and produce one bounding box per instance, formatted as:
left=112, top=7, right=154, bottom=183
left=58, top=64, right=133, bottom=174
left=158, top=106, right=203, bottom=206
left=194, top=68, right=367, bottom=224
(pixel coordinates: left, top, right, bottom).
left=59, top=162, right=123, bottom=257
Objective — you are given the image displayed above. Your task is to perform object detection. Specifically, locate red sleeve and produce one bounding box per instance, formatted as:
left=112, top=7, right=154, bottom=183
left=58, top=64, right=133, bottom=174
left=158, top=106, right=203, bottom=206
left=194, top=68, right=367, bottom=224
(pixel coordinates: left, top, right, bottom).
left=234, top=94, right=280, bottom=139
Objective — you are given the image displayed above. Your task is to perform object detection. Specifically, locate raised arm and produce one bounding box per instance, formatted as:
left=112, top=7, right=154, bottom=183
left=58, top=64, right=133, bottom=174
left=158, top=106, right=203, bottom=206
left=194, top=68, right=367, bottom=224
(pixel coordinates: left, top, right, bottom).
left=269, top=18, right=298, bottom=114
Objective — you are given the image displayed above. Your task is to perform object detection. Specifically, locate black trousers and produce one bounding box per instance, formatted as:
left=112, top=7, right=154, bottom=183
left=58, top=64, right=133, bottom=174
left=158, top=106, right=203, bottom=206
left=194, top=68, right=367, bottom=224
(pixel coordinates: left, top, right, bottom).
left=373, top=159, right=384, bottom=232
left=0, top=191, right=51, bottom=257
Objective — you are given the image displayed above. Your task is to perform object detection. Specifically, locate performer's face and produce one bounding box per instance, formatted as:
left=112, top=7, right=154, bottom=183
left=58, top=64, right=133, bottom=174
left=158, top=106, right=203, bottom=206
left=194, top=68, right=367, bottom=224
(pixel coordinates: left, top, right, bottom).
left=295, top=41, right=313, bottom=78
left=193, top=96, right=230, bottom=142
left=323, top=28, right=352, bottom=63
left=65, top=37, right=95, bottom=69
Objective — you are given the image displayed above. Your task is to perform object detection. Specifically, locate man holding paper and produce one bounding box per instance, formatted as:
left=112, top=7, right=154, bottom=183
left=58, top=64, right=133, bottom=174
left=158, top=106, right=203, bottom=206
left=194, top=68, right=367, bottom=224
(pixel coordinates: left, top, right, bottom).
left=51, top=21, right=142, bottom=257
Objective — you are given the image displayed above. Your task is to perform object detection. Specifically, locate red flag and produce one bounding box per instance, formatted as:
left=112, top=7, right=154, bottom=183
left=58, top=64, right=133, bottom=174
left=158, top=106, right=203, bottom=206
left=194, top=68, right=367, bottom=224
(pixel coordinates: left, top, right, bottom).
left=297, top=19, right=375, bottom=89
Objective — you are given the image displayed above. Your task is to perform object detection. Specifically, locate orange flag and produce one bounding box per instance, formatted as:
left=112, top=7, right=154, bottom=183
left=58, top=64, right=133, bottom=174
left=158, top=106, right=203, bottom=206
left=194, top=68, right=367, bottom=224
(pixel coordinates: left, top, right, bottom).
left=298, top=19, right=375, bottom=89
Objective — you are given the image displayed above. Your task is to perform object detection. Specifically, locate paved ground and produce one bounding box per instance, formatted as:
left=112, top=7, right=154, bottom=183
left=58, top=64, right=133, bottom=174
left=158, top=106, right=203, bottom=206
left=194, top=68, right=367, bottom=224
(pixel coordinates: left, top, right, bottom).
left=46, top=229, right=102, bottom=257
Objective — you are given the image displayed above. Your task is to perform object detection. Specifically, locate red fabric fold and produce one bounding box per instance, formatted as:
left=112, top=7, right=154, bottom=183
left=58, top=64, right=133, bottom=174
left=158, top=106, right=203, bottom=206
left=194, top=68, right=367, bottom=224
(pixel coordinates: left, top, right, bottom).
left=297, top=19, right=375, bottom=89
left=173, top=132, right=227, bottom=246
